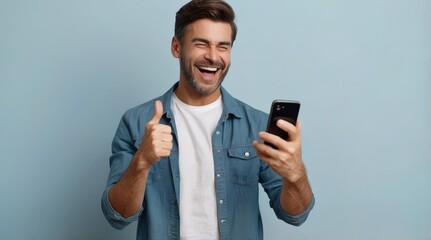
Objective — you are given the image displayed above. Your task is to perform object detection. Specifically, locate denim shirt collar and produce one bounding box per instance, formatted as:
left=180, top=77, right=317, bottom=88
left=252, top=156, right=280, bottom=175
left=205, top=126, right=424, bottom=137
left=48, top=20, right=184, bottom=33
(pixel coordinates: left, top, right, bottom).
left=158, top=82, right=243, bottom=121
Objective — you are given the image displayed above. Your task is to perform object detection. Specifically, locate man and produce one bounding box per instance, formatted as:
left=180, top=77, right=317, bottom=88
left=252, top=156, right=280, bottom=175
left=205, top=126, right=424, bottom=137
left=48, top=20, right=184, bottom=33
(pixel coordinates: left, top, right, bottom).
left=101, top=0, right=314, bottom=239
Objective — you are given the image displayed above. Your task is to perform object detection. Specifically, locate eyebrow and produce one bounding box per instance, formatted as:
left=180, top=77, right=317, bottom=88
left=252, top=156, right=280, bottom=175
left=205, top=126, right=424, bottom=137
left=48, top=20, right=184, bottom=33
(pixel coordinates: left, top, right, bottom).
left=191, top=38, right=232, bottom=46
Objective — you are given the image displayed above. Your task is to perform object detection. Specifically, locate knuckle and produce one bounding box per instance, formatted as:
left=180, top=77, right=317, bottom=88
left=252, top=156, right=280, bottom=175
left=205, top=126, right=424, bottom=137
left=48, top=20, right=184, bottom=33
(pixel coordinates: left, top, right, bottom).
left=151, top=139, right=159, bottom=148
left=287, top=146, right=296, bottom=154
left=279, top=153, right=289, bottom=162
left=150, top=130, right=158, bottom=137
left=160, top=125, right=171, bottom=132
left=147, top=122, right=157, bottom=129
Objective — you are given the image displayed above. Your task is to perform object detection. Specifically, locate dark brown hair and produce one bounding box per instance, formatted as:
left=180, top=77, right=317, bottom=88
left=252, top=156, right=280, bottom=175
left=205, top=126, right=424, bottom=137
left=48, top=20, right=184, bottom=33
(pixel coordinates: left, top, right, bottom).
left=175, top=0, right=237, bottom=44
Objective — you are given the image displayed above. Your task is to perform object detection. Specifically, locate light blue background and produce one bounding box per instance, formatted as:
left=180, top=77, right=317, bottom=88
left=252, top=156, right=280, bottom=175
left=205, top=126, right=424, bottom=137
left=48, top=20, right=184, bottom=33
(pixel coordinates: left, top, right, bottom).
left=1, top=0, right=430, bottom=239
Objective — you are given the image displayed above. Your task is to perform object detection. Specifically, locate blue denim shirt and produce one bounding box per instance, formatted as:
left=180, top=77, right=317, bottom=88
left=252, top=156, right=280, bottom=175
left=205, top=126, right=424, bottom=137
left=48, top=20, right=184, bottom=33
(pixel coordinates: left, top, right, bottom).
left=101, top=83, right=315, bottom=240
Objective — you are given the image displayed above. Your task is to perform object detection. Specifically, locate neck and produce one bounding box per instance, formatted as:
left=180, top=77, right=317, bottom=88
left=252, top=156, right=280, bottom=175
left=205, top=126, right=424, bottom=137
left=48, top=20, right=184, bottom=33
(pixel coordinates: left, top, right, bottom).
left=174, top=80, right=221, bottom=106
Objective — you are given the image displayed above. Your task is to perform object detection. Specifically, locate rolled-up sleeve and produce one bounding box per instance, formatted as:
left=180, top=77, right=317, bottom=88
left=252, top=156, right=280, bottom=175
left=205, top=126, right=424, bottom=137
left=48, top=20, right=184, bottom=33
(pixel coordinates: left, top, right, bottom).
left=101, top=113, right=142, bottom=229
left=101, top=186, right=143, bottom=229
left=272, top=192, right=315, bottom=226
left=260, top=162, right=315, bottom=226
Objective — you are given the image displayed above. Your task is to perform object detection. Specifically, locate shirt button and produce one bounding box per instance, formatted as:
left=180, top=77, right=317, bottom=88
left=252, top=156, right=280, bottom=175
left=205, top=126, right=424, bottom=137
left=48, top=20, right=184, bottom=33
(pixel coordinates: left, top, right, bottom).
left=217, top=149, right=221, bottom=153
left=216, top=131, right=221, bottom=135
left=217, top=174, right=221, bottom=177
left=219, top=200, right=224, bottom=204
left=221, top=219, right=226, bottom=223
left=244, top=151, right=250, bottom=157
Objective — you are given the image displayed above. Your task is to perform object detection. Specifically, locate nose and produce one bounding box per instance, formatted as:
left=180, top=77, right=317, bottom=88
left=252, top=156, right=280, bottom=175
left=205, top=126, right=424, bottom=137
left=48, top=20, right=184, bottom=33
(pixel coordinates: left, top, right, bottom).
left=204, top=46, right=219, bottom=62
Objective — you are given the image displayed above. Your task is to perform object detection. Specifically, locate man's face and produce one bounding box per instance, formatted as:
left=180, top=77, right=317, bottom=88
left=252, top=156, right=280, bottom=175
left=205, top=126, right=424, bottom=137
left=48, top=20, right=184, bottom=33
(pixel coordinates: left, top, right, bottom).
left=173, top=19, right=232, bottom=96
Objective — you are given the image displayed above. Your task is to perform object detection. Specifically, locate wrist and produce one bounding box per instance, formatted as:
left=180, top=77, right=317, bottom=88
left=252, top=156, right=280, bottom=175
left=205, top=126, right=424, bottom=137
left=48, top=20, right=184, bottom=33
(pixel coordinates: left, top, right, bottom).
left=283, top=171, right=307, bottom=185
left=131, top=155, right=152, bottom=174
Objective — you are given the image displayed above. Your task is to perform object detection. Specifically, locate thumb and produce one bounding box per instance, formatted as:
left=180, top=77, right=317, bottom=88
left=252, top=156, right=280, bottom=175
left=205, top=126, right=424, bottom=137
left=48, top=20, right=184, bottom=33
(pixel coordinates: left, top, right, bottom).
left=149, top=100, right=163, bottom=124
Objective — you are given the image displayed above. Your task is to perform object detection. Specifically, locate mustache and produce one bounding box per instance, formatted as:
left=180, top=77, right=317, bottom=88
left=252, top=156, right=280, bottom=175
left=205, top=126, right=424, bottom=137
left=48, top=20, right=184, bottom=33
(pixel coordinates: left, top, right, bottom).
left=196, top=60, right=225, bottom=70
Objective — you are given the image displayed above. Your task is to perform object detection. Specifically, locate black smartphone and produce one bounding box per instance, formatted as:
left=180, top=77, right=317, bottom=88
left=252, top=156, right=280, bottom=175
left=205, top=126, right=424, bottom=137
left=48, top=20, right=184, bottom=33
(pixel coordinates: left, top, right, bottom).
left=264, top=100, right=301, bottom=148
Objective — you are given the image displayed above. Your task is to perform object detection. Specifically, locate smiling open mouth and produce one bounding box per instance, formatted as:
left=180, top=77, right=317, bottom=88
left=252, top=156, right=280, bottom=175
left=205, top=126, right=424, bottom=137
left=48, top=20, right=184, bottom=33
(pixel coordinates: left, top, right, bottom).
left=196, top=66, right=220, bottom=81
left=197, top=66, right=218, bottom=74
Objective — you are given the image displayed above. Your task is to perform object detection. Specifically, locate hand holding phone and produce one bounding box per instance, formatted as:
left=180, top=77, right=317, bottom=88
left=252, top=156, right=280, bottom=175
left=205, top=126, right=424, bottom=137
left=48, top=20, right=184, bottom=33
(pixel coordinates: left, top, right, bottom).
left=264, top=100, right=300, bottom=148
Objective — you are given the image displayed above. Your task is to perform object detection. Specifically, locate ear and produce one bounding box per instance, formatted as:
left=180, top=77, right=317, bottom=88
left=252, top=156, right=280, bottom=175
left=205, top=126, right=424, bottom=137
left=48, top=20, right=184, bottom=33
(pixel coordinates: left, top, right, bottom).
left=171, top=36, right=181, bottom=58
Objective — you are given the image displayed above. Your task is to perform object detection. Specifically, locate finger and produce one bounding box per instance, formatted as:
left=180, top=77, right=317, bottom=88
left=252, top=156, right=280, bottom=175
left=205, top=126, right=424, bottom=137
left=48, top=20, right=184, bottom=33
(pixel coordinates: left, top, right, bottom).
left=150, top=133, right=173, bottom=146
left=150, top=124, right=172, bottom=134
left=253, top=140, right=277, bottom=158
left=162, top=142, right=173, bottom=151
left=253, top=141, right=282, bottom=167
left=156, top=132, right=173, bottom=142
left=296, top=120, right=302, bottom=141
left=257, top=131, right=286, bottom=150
left=158, top=135, right=173, bottom=147
left=149, top=100, right=163, bottom=124
left=276, top=119, right=298, bottom=141
left=151, top=140, right=172, bottom=157
left=156, top=142, right=173, bottom=153
left=156, top=141, right=172, bottom=154
left=159, top=149, right=172, bottom=158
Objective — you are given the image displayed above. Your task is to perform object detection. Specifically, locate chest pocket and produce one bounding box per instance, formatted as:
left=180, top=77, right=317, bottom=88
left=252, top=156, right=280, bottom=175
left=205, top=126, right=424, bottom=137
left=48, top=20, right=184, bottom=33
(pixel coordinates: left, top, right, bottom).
left=227, top=146, right=259, bottom=186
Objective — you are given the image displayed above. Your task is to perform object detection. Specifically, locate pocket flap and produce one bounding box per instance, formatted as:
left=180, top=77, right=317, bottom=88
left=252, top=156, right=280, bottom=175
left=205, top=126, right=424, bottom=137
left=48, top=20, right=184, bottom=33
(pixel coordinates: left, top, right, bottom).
left=227, top=146, right=257, bottom=160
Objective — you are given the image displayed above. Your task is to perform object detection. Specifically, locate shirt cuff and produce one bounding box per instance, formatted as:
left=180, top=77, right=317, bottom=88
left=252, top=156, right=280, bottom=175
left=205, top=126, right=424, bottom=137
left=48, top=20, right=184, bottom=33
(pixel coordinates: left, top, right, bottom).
left=275, top=194, right=315, bottom=226
left=101, top=185, right=143, bottom=229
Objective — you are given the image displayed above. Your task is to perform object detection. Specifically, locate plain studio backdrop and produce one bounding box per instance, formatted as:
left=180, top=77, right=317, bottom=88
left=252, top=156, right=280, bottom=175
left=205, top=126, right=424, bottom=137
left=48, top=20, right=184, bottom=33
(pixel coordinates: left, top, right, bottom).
left=1, top=0, right=430, bottom=239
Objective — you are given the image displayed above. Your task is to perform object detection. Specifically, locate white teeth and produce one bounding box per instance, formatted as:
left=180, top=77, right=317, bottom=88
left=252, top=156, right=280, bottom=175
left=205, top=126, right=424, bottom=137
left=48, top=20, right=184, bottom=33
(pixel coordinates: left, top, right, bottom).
left=199, top=67, right=217, bottom=72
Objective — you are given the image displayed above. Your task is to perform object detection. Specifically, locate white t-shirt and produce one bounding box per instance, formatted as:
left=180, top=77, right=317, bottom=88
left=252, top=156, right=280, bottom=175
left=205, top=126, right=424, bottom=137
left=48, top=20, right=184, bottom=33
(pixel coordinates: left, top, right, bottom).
left=171, top=93, right=223, bottom=240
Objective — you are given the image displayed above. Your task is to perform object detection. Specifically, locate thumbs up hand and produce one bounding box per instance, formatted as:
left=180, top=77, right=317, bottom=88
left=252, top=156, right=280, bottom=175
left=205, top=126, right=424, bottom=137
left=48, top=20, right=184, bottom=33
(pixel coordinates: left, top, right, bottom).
left=135, top=100, right=173, bottom=170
